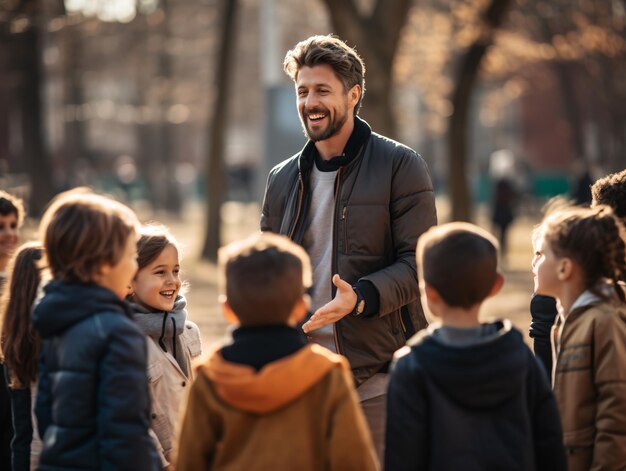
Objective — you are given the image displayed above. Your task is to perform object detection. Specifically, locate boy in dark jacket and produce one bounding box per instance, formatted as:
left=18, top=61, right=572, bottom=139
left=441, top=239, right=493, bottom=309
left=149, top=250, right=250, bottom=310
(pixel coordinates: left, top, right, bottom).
left=176, top=233, right=377, bottom=471
left=385, top=222, right=566, bottom=471
left=33, top=189, right=160, bottom=471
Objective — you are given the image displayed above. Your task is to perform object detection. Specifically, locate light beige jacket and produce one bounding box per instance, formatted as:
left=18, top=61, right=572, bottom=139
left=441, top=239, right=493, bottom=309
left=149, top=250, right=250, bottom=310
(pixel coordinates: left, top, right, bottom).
left=147, top=321, right=202, bottom=467
left=552, top=294, right=626, bottom=471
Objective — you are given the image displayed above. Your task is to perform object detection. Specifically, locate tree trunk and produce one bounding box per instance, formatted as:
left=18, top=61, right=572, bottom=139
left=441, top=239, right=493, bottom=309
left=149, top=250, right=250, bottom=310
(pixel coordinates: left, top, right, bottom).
left=21, top=9, right=54, bottom=215
left=321, top=0, right=412, bottom=140
left=201, top=0, right=238, bottom=261
left=448, top=0, right=512, bottom=222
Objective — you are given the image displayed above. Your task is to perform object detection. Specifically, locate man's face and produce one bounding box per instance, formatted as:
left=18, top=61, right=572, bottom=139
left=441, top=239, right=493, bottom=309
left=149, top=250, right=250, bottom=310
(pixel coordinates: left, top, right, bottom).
left=295, top=64, right=358, bottom=142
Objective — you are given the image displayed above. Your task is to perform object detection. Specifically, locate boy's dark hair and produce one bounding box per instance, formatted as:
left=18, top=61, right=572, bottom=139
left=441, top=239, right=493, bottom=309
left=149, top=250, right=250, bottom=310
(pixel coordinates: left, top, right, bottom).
left=0, top=242, right=44, bottom=388
left=591, top=169, right=626, bottom=219
left=39, top=188, right=139, bottom=284
left=417, top=222, right=500, bottom=308
left=219, top=233, right=312, bottom=326
left=283, top=35, right=366, bottom=116
left=0, top=190, right=25, bottom=227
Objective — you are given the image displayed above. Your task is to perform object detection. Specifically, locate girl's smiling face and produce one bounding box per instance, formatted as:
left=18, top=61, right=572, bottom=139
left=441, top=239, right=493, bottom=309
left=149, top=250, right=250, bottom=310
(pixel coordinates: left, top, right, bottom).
left=132, top=244, right=182, bottom=312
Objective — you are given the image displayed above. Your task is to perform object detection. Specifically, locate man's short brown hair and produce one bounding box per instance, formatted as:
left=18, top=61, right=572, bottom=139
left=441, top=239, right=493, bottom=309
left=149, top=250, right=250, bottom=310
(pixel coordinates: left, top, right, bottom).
left=40, top=188, right=139, bottom=283
left=283, top=35, right=366, bottom=116
left=591, top=169, right=626, bottom=220
left=417, top=222, right=500, bottom=308
left=219, top=233, right=312, bottom=326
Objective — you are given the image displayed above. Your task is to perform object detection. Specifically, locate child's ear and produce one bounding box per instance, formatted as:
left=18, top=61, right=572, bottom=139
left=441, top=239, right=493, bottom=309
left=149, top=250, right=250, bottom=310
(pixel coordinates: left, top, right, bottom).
left=558, top=258, right=574, bottom=281
left=288, top=295, right=309, bottom=326
left=220, top=296, right=240, bottom=325
left=424, top=283, right=441, bottom=303
left=488, top=273, right=504, bottom=297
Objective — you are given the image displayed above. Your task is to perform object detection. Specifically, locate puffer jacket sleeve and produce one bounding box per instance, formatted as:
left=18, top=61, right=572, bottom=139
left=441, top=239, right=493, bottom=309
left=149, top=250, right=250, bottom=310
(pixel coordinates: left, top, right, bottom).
left=361, top=150, right=436, bottom=316
left=591, top=308, right=626, bottom=470
left=35, top=351, right=51, bottom=439
left=97, top=317, right=159, bottom=471
left=385, top=348, right=428, bottom=471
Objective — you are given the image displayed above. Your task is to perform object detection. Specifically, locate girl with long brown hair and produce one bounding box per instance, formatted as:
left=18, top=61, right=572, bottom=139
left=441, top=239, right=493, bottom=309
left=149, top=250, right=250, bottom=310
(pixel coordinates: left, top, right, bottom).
left=532, top=205, right=626, bottom=470
left=0, top=242, right=45, bottom=470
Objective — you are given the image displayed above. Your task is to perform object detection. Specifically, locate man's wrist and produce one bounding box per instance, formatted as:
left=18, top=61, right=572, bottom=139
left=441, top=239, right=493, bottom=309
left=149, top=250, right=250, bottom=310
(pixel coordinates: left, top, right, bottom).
left=352, top=287, right=366, bottom=317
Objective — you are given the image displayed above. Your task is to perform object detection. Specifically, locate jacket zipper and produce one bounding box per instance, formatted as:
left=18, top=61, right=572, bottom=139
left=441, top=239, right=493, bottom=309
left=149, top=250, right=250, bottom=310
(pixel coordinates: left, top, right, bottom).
left=342, top=206, right=348, bottom=254
left=331, top=167, right=344, bottom=354
left=288, top=174, right=305, bottom=240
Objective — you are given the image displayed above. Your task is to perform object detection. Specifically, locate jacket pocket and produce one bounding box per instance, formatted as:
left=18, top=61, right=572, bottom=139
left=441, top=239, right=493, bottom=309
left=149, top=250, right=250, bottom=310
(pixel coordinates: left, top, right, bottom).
left=563, top=426, right=594, bottom=470
left=147, top=361, right=164, bottom=384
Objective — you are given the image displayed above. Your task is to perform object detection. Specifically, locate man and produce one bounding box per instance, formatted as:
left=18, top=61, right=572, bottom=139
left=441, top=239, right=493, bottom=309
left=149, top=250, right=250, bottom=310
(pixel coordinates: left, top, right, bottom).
left=261, top=35, right=437, bottom=458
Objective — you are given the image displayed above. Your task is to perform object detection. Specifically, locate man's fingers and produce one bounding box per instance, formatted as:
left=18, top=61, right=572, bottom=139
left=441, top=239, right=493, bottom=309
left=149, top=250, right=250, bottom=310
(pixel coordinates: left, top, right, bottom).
left=332, top=274, right=352, bottom=292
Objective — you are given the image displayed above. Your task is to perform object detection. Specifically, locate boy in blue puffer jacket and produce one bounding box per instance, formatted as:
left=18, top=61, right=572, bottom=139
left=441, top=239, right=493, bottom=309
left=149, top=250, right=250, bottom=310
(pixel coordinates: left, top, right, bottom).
left=385, top=222, right=566, bottom=471
left=33, top=189, right=160, bottom=471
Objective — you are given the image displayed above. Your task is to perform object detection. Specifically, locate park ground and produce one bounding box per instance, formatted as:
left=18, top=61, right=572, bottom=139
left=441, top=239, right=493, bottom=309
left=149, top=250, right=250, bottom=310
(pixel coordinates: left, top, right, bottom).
left=163, top=199, right=540, bottom=352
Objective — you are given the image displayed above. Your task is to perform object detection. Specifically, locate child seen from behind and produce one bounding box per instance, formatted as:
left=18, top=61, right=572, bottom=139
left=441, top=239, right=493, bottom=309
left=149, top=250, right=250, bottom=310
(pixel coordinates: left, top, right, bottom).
left=0, top=243, right=44, bottom=470
left=33, top=189, right=159, bottom=470
left=127, top=224, right=202, bottom=469
left=385, top=222, right=566, bottom=471
left=176, top=232, right=378, bottom=471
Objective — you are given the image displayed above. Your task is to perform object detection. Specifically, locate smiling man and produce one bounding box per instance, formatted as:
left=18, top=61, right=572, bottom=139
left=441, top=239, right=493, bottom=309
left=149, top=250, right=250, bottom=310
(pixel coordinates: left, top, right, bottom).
left=260, top=35, right=437, bottom=459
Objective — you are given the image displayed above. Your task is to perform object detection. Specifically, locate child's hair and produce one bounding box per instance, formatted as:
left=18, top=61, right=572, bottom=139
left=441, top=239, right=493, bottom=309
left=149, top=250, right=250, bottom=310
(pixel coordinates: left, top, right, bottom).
left=417, top=222, right=500, bottom=308
left=0, top=190, right=25, bottom=227
left=0, top=242, right=44, bottom=388
left=540, top=205, right=626, bottom=303
left=136, top=224, right=181, bottom=270
left=218, top=232, right=312, bottom=325
left=591, top=169, right=626, bottom=219
left=39, top=188, right=139, bottom=283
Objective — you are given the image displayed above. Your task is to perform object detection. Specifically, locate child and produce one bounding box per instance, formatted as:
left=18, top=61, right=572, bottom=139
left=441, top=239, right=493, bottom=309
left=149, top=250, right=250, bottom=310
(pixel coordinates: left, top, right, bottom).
left=385, top=222, right=566, bottom=471
left=0, top=191, right=24, bottom=286
left=32, top=189, right=160, bottom=470
left=176, top=232, right=378, bottom=471
left=0, top=243, right=44, bottom=471
left=127, top=224, right=202, bottom=468
left=530, top=168, right=626, bottom=376
left=0, top=190, right=25, bottom=470
left=532, top=205, right=626, bottom=470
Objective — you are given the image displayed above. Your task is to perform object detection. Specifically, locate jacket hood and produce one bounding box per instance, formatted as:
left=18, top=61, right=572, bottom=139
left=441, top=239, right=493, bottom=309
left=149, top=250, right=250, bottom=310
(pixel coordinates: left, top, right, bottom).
left=412, top=320, right=528, bottom=409
left=33, top=280, right=132, bottom=338
left=202, top=344, right=346, bottom=414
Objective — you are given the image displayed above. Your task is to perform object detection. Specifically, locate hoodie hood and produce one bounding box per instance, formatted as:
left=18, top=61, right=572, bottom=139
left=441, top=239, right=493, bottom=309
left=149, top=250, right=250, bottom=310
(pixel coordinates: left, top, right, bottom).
left=33, top=280, right=132, bottom=338
left=202, top=343, right=346, bottom=414
left=411, top=320, right=527, bottom=409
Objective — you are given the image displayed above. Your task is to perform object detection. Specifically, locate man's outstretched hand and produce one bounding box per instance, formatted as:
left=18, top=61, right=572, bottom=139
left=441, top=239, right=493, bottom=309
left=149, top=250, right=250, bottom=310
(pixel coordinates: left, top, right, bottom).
left=302, top=274, right=357, bottom=334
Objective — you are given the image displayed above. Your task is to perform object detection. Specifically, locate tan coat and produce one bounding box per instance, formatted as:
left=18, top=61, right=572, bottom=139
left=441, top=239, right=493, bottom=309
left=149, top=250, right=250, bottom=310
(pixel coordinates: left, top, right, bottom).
left=176, top=344, right=379, bottom=471
left=147, top=321, right=202, bottom=467
left=552, top=299, right=626, bottom=471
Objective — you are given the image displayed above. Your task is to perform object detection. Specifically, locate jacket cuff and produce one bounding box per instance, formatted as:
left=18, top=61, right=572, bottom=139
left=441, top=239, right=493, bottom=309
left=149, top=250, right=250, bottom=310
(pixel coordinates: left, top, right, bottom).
left=354, top=280, right=380, bottom=318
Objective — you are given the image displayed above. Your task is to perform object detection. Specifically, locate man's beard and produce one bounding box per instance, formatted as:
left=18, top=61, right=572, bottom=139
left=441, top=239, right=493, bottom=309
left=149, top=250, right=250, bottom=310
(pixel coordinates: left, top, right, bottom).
left=301, top=107, right=348, bottom=142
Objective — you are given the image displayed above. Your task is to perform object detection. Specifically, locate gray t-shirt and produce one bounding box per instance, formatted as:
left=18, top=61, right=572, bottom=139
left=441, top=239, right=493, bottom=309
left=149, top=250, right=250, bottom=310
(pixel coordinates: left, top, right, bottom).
left=302, top=165, right=337, bottom=352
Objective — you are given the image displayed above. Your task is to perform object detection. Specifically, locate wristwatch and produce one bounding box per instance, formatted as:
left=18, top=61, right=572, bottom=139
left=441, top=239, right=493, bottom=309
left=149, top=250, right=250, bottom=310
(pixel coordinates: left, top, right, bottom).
left=352, top=287, right=366, bottom=317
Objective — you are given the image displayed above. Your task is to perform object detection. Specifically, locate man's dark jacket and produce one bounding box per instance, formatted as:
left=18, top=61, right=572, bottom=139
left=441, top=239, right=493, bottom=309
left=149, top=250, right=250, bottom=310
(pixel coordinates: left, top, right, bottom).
left=261, top=118, right=437, bottom=385
left=33, top=281, right=160, bottom=471
left=385, top=321, right=567, bottom=471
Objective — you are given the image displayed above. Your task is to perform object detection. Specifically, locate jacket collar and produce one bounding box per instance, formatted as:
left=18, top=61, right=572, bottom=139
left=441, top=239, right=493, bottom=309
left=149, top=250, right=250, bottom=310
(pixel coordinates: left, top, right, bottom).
left=298, top=116, right=372, bottom=173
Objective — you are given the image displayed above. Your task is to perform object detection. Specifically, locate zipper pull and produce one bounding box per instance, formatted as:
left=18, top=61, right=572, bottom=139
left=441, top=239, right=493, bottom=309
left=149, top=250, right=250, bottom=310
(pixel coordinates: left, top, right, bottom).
left=342, top=206, right=346, bottom=220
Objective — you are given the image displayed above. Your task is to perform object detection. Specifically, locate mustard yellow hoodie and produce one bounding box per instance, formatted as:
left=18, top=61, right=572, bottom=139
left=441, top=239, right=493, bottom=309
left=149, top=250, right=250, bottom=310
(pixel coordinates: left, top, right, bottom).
left=176, top=343, right=378, bottom=471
